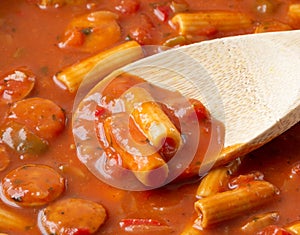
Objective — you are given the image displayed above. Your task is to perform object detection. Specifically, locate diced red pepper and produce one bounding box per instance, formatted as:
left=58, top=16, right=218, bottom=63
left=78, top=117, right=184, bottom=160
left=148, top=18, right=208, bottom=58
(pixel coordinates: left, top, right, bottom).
left=154, top=5, right=172, bottom=21
left=63, top=228, right=91, bottom=235
left=95, top=106, right=109, bottom=119
left=257, top=225, right=292, bottom=235
left=60, top=29, right=85, bottom=48
left=120, top=218, right=164, bottom=231
left=72, top=228, right=91, bottom=235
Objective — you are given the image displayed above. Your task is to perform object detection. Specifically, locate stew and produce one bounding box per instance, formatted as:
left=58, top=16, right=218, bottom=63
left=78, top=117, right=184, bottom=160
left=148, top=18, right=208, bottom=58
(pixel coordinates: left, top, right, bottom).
left=0, top=0, right=300, bottom=235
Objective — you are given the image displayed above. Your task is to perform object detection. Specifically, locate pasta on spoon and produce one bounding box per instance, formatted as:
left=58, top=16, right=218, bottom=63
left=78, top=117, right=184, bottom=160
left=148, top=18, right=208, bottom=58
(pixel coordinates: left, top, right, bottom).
left=73, top=30, right=300, bottom=191
left=73, top=70, right=224, bottom=190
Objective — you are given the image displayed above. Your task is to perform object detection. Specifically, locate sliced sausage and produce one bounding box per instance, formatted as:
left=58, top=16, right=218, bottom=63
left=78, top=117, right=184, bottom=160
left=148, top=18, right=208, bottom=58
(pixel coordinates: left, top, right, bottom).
left=7, top=97, right=66, bottom=140
left=1, top=164, right=65, bottom=207
left=39, top=198, right=107, bottom=235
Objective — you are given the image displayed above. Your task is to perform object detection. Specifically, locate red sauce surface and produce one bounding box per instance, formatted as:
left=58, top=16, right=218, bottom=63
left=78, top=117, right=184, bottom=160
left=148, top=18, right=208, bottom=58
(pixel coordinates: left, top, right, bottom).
left=0, top=0, right=300, bottom=234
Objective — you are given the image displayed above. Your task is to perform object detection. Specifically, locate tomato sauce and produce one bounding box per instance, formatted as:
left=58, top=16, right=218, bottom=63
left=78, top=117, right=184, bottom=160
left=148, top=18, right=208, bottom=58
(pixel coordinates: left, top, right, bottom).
left=0, top=0, right=300, bottom=235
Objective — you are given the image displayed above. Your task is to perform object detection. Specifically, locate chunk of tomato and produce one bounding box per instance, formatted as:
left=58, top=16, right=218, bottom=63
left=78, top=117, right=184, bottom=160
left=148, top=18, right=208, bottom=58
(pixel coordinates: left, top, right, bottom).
left=154, top=5, right=172, bottom=21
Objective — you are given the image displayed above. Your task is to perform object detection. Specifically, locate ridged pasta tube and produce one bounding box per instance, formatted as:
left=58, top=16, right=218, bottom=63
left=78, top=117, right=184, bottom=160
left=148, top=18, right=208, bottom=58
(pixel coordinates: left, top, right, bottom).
left=286, top=221, right=300, bottom=234
left=55, top=40, right=143, bottom=93
left=171, top=11, right=253, bottom=36
left=241, top=211, right=279, bottom=233
left=288, top=4, right=300, bottom=24
left=0, top=206, right=33, bottom=231
left=194, top=180, right=278, bottom=228
left=196, top=159, right=240, bottom=198
left=122, top=86, right=182, bottom=156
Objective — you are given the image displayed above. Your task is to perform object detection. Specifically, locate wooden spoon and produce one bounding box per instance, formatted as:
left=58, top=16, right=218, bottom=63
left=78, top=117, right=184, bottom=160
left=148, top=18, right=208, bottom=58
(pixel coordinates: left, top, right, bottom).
left=73, top=30, right=300, bottom=189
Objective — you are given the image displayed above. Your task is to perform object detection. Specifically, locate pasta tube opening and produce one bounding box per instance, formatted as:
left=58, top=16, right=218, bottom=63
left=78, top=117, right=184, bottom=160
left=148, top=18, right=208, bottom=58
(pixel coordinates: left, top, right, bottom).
left=121, top=86, right=182, bottom=160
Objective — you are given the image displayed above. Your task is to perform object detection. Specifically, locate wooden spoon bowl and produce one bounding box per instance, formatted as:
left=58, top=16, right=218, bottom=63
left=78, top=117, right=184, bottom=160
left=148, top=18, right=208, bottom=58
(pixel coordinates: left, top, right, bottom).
left=73, top=30, right=300, bottom=189
left=121, top=30, right=300, bottom=165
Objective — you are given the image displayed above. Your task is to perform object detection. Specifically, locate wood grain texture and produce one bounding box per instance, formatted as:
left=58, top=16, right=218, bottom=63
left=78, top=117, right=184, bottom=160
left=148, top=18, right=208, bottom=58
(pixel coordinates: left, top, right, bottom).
left=122, top=30, right=300, bottom=166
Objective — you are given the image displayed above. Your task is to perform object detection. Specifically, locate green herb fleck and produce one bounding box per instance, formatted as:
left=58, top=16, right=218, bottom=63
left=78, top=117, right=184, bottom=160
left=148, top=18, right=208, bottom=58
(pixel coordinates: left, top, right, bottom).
left=40, top=66, right=49, bottom=75
left=81, top=27, right=93, bottom=35
left=12, top=196, right=23, bottom=202
left=25, top=225, right=33, bottom=231
left=163, top=32, right=171, bottom=37
left=125, top=35, right=132, bottom=41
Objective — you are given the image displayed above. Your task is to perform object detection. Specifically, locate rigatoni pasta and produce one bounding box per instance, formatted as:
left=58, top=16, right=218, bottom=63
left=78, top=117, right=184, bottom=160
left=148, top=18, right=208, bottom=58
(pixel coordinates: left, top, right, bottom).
left=286, top=221, right=300, bottom=234
left=122, top=86, right=182, bottom=157
left=0, top=205, right=33, bottom=231
left=196, top=159, right=240, bottom=198
left=288, top=4, right=300, bottom=24
left=90, top=72, right=219, bottom=187
left=171, top=11, right=253, bottom=36
left=241, top=211, right=279, bottom=233
left=196, top=166, right=230, bottom=198
left=55, top=40, right=143, bottom=93
left=194, top=180, right=278, bottom=229
left=254, top=21, right=292, bottom=33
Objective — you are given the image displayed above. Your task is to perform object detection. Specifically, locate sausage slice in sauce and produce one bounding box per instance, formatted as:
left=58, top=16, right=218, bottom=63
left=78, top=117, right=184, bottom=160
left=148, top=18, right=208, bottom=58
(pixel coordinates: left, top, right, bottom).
left=39, top=198, right=107, bottom=235
left=7, top=97, right=66, bottom=140
left=1, top=164, right=65, bottom=207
